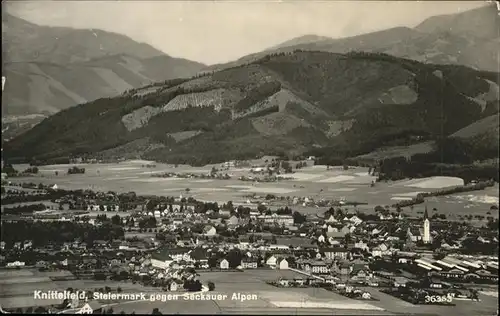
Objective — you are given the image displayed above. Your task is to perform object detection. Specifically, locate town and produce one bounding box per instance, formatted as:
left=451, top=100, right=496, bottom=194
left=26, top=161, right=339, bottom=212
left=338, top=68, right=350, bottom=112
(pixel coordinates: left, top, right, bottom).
left=0, top=170, right=498, bottom=314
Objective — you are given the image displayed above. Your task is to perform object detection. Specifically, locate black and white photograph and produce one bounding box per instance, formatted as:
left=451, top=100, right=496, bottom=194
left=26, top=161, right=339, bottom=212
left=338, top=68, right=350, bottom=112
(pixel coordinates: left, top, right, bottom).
left=1, top=0, right=499, bottom=314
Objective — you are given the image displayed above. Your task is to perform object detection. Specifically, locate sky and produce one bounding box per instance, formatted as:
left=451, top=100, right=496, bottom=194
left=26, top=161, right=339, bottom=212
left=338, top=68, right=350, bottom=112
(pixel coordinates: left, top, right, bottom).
left=4, top=1, right=489, bottom=65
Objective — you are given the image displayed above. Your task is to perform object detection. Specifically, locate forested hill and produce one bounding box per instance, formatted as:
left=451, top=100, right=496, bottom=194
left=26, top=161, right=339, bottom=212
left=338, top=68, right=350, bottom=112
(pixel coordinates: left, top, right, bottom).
left=4, top=51, right=499, bottom=169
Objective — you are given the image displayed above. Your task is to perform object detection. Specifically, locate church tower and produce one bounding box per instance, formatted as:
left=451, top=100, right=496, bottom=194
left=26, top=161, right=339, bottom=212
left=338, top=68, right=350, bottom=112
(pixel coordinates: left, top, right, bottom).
left=423, top=205, right=431, bottom=244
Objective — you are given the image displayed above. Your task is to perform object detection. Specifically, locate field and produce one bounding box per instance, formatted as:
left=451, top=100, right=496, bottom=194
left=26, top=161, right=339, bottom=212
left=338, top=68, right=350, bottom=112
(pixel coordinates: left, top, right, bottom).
left=0, top=268, right=159, bottom=309
left=7, top=160, right=498, bottom=220
left=362, top=287, right=499, bottom=316
left=111, top=270, right=393, bottom=315
left=108, top=270, right=498, bottom=316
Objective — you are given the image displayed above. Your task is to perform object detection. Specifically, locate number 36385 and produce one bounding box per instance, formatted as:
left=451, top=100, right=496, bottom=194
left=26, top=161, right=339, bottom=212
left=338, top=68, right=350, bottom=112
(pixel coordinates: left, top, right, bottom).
left=425, top=294, right=453, bottom=303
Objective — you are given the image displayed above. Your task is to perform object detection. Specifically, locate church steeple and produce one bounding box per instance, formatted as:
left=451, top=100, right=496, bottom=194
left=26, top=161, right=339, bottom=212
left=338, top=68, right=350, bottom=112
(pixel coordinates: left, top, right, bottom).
left=423, top=205, right=429, bottom=220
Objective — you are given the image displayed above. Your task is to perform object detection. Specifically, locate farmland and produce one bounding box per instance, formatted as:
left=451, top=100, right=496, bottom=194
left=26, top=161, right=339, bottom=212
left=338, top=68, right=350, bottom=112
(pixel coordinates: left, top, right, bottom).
left=104, top=269, right=498, bottom=316
left=110, top=269, right=394, bottom=315
left=7, top=160, right=498, bottom=220
left=0, top=268, right=159, bottom=310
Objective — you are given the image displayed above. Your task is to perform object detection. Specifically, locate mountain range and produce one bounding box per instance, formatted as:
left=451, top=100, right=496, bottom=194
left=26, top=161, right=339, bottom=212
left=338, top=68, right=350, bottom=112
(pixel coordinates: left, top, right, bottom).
left=2, top=13, right=206, bottom=116
left=207, top=5, right=499, bottom=73
left=3, top=5, right=500, bottom=172
left=5, top=50, right=499, bottom=165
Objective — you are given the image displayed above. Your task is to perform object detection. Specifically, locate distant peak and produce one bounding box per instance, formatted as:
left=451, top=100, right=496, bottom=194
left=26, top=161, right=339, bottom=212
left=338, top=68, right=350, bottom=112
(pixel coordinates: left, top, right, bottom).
left=268, top=34, right=333, bottom=50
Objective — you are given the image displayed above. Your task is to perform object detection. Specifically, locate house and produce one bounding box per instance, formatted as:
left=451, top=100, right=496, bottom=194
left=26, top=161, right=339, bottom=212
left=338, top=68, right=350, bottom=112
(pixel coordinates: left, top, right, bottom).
left=407, top=227, right=422, bottom=242
left=203, top=225, right=217, bottom=236
left=241, top=258, right=258, bottom=269
left=228, top=215, right=239, bottom=226
left=220, top=259, right=229, bottom=270
left=397, top=256, right=414, bottom=264
left=169, top=281, right=179, bottom=292
left=327, top=225, right=339, bottom=233
left=278, top=278, right=290, bottom=287
left=301, top=261, right=312, bottom=272
left=349, top=215, right=363, bottom=226
left=327, top=237, right=341, bottom=246
left=351, top=267, right=371, bottom=279
left=354, top=240, right=369, bottom=251
left=189, top=248, right=208, bottom=263
left=266, top=255, right=277, bottom=267
left=393, top=277, right=409, bottom=288
left=371, top=243, right=390, bottom=257
left=321, top=247, right=349, bottom=260
left=278, top=258, right=289, bottom=270
left=325, top=215, right=337, bottom=223
left=151, top=258, right=171, bottom=269
left=310, top=261, right=328, bottom=274
left=339, top=262, right=352, bottom=275
left=76, top=302, right=102, bottom=314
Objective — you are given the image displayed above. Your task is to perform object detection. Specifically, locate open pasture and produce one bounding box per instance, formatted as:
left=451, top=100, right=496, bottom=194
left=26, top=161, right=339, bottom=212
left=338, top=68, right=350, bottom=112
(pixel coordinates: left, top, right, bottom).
left=364, top=288, right=499, bottom=316
left=8, top=161, right=498, bottom=219
left=0, top=295, right=61, bottom=309
left=196, top=270, right=386, bottom=313
left=111, top=299, right=223, bottom=315
left=0, top=268, right=157, bottom=309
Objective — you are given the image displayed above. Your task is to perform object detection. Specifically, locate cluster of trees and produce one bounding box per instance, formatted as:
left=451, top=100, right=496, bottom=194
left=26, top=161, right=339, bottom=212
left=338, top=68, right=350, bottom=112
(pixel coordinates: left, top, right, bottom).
left=3, top=203, right=45, bottom=215
left=2, top=162, right=18, bottom=176
left=275, top=206, right=292, bottom=215
left=378, top=139, right=499, bottom=182
left=461, top=237, right=499, bottom=255
left=67, top=166, right=85, bottom=174
left=23, top=166, right=39, bottom=174
left=233, top=81, right=281, bottom=112
left=1, top=221, right=124, bottom=248
left=183, top=279, right=203, bottom=292
left=295, top=161, right=307, bottom=170
left=2, top=192, right=57, bottom=205
left=138, top=216, right=157, bottom=229
left=293, top=211, right=307, bottom=224
left=11, top=307, right=49, bottom=314
left=392, top=179, right=495, bottom=208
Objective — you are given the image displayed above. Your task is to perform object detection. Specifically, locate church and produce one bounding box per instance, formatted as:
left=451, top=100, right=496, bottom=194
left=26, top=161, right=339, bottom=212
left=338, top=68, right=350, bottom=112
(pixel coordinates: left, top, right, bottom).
left=422, top=206, right=432, bottom=244
left=406, top=206, right=432, bottom=244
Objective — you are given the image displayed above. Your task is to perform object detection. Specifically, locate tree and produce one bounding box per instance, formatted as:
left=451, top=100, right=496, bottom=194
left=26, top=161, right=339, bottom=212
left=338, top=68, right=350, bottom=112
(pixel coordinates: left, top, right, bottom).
left=208, top=256, right=218, bottom=268
left=152, top=308, right=162, bottom=315
left=111, top=214, right=121, bottom=226
left=34, top=307, right=47, bottom=313
left=208, top=281, right=215, bottom=291
left=293, top=211, right=306, bottom=224
left=227, top=249, right=243, bottom=268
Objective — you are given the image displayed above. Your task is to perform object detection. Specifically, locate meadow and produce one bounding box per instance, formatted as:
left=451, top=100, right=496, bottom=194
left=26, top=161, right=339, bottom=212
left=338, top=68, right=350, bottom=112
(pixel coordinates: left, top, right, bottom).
left=111, top=269, right=392, bottom=315
left=8, top=160, right=498, bottom=220
left=0, top=268, right=159, bottom=309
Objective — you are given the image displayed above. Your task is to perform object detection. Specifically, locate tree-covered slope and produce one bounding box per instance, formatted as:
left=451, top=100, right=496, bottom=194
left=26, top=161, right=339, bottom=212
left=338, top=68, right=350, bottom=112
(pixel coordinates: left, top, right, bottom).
left=4, top=51, right=499, bottom=166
